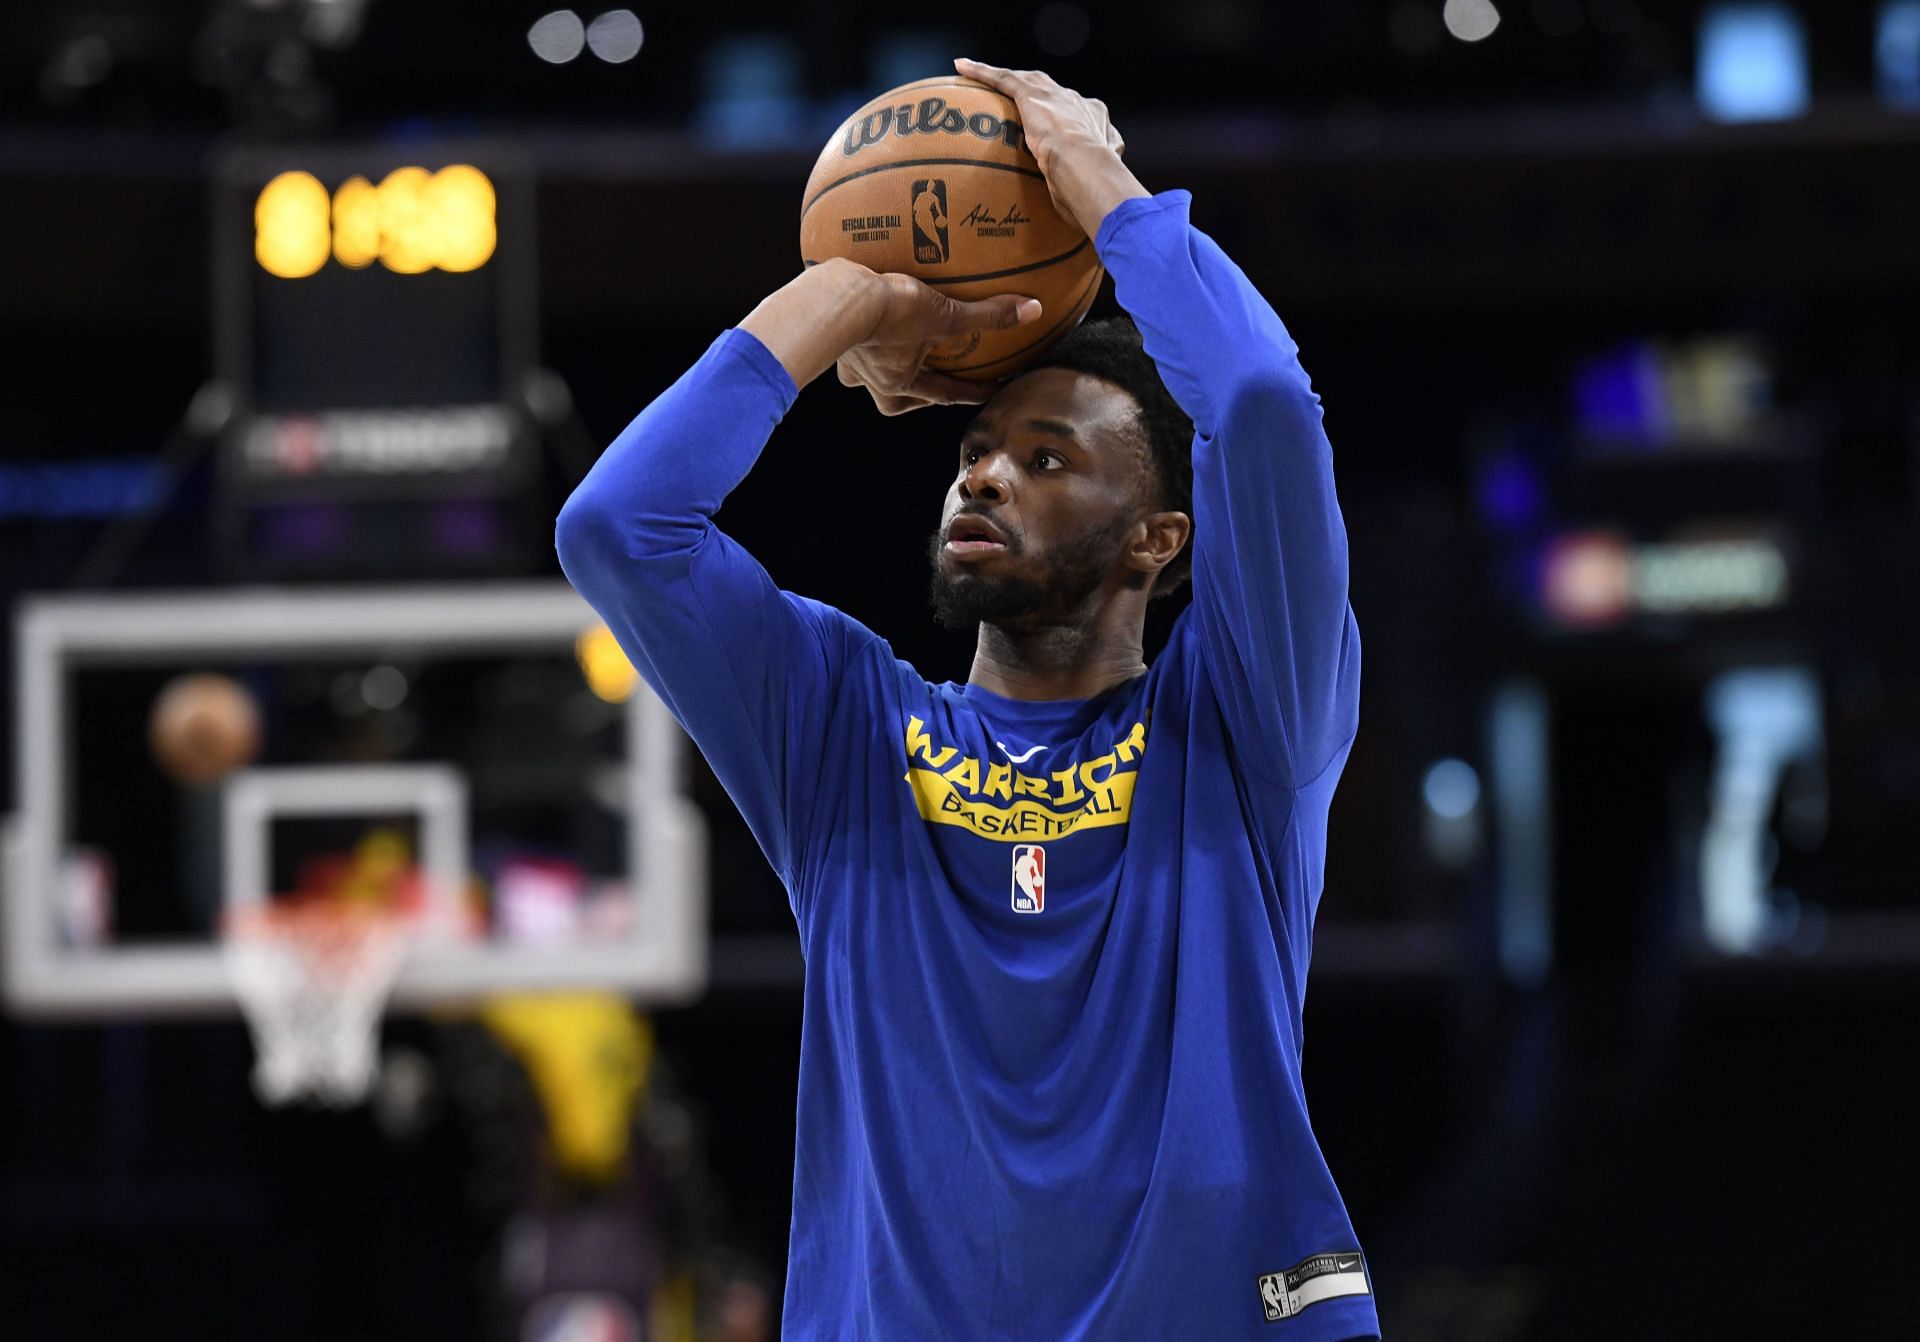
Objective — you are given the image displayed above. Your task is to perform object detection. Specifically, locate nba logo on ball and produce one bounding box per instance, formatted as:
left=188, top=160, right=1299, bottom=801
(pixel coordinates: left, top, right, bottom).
left=910, top=178, right=949, bottom=263
left=1011, top=844, right=1045, bottom=914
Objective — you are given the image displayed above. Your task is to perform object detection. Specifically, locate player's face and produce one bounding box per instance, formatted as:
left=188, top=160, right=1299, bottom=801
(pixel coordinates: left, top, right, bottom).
left=929, top=368, right=1152, bottom=629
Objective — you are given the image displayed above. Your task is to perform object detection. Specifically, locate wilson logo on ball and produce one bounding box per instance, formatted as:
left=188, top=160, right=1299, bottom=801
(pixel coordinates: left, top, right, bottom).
left=910, top=180, right=950, bottom=264
left=841, top=96, right=1026, bottom=158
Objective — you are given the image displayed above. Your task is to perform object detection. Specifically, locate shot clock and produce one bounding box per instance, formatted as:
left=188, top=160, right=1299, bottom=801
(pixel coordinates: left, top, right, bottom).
left=211, top=143, right=538, bottom=576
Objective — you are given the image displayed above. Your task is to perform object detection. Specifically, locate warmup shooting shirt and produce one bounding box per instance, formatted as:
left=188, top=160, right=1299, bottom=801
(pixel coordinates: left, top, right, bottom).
left=557, top=190, right=1374, bottom=1342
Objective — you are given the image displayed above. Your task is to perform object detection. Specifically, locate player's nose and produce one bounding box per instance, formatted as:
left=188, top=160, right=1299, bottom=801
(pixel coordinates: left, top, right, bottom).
left=959, top=448, right=1012, bottom=503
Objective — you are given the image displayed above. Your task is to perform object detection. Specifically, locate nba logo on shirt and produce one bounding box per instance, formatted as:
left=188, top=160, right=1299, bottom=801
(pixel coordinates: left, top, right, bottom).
left=1011, top=845, right=1045, bottom=914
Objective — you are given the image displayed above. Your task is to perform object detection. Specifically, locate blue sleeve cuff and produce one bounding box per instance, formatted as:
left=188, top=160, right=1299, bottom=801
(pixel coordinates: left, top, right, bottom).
left=718, top=327, right=802, bottom=411
left=1094, top=189, right=1193, bottom=260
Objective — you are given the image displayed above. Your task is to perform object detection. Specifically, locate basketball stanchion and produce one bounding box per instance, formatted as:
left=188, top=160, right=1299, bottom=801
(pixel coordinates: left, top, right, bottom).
left=223, top=897, right=418, bottom=1106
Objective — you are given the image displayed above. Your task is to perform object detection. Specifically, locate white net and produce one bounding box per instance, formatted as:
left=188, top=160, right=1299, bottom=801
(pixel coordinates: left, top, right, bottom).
left=224, top=903, right=415, bottom=1106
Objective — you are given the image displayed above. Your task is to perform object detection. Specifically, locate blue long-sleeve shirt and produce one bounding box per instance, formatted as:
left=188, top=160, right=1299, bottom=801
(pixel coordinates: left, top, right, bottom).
left=557, top=190, right=1373, bottom=1342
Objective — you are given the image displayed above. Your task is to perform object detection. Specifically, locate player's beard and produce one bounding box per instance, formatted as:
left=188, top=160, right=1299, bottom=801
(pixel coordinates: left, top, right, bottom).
left=928, top=511, right=1133, bottom=630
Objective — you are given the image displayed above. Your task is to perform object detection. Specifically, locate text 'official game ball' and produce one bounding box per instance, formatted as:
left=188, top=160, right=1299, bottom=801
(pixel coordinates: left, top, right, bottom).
left=800, top=76, right=1104, bottom=383
left=148, top=672, right=263, bottom=787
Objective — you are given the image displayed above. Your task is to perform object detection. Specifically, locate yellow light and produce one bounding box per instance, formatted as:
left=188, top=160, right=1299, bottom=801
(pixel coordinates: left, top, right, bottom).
left=376, top=165, right=435, bottom=274
left=254, top=171, right=331, bottom=278
left=331, top=175, right=380, bottom=269
left=426, top=164, right=497, bottom=273
left=576, top=625, right=638, bottom=703
left=258, top=163, right=498, bottom=277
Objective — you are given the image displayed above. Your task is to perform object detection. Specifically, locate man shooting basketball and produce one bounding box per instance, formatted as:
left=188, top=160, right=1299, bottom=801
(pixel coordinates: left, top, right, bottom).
left=558, top=58, right=1376, bottom=1342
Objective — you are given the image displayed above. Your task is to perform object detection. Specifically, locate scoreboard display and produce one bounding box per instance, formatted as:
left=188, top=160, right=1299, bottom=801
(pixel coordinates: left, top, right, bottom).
left=212, top=143, right=538, bottom=574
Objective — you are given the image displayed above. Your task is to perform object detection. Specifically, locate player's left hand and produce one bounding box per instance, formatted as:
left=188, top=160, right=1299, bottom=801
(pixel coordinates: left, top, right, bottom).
left=953, top=59, right=1141, bottom=237
left=837, top=268, right=1041, bottom=416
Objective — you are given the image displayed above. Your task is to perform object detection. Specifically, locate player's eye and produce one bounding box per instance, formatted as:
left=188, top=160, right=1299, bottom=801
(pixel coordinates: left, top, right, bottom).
left=1033, top=450, right=1059, bottom=470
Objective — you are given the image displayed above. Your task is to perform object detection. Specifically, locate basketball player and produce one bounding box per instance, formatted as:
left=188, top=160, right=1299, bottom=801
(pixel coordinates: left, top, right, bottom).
left=557, top=59, right=1376, bottom=1342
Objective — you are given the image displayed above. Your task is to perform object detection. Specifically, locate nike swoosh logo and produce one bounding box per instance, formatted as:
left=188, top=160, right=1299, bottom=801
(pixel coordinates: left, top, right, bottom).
left=996, top=741, right=1046, bottom=763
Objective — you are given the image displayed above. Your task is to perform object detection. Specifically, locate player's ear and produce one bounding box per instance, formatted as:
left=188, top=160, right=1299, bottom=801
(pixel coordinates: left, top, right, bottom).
left=1127, top=510, right=1191, bottom=579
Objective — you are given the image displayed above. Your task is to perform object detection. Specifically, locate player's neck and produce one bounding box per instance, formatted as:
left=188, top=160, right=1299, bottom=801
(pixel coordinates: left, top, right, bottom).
left=967, top=615, right=1147, bottom=702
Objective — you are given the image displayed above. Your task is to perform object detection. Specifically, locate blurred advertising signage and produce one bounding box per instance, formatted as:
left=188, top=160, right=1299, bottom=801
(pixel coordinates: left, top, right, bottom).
left=254, top=166, right=497, bottom=278
left=1540, top=529, right=1791, bottom=629
left=1572, top=336, right=1774, bottom=450
left=242, top=407, right=515, bottom=481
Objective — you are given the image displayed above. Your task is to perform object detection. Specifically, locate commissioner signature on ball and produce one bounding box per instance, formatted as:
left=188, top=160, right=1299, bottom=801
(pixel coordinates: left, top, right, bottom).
left=959, top=203, right=1034, bottom=228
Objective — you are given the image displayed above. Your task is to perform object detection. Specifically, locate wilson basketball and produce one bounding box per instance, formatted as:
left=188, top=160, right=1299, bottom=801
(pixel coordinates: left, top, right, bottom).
left=149, top=672, right=263, bottom=787
left=800, top=76, right=1104, bottom=382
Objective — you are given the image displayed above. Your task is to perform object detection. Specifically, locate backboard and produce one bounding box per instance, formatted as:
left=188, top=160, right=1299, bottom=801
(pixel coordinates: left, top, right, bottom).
left=3, top=583, right=707, bottom=1016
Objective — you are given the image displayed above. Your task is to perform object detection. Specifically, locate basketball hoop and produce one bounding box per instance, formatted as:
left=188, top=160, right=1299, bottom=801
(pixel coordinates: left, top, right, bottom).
left=223, top=898, right=417, bottom=1106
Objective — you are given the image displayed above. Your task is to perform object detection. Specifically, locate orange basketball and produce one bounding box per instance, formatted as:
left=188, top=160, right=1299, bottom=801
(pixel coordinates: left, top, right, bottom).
left=800, top=76, right=1104, bottom=383
left=149, top=672, right=263, bottom=787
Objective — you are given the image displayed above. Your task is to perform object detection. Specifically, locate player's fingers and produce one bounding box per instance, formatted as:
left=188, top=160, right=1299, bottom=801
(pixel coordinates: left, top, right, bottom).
left=907, top=370, right=997, bottom=405
left=939, top=293, right=1042, bottom=336
left=954, top=58, right=1022, bottom=93
left=836, top=358, right=859, bottom=388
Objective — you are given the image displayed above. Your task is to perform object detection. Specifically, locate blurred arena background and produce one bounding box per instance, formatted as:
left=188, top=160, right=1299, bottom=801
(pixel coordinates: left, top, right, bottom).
left=3, top=1, right=1918, bottom=1338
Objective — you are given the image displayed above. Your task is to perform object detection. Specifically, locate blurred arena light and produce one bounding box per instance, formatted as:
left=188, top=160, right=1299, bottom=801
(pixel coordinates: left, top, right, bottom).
left=1878, top=0, right=1920, bottom=108
left=1701, top=666, right=1823, bottom=954
left=577, top=626, right=639, bottom=704
left=39, top=34, right=114, bottom=107
left=1423, top=759, right=1483, bottom=820
left=1421, top=759, right=1484, bottom=871
left=1697, top=2, right=1811, bottom=123
left=1034, top=3, right=1093, bottom=58
left=1489, top=681, right=1552, bottom=989
left=302, top=0, right=368, bottom=50
left=528, top=9, right=587, bottom=65
left=869, top=31, right=964, bottom=93
left=586, top=10, right=644, bottom=64
left=1541, top=531, right=1634, bottom=629
left=0, top=459, right=164, bottom=520
left=361, top=666, right=409, bottom=712
left=698, top=34, right=809, bottom=149
left=1443, top=0, right=1503, bottom=43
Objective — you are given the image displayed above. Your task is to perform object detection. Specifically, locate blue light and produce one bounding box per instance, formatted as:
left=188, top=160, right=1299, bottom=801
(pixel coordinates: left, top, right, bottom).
left=1697, top=3, right=1810, bottom=123
left=1878, top=1, right=1920, bottom=109
left=869, top=32, right=964, bottom=93
left=1572, top=341, right=1667, bottom=445
left=1473, top=447, right=1547, bottom=534
left=1422, top=759, right=1483, bottom=820
left=696, top=35, right=812, bottom=150
left=0, top=459, right=164, bottom=520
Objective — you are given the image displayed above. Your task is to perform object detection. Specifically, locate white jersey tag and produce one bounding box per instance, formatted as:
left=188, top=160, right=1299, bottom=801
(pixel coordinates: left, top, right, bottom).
left=1257, top=1252, right=1370, bottom=1322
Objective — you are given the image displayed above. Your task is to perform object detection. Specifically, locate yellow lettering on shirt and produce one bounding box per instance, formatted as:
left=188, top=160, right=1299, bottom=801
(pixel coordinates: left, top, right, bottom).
left=900, top=716, right=1150, bottom=843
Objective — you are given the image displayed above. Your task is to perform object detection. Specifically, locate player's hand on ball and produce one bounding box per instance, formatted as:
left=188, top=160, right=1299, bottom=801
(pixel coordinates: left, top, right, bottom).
left=953, top=59, right=1129, bottom=236
left=838, top=269, right=1042, bottom=417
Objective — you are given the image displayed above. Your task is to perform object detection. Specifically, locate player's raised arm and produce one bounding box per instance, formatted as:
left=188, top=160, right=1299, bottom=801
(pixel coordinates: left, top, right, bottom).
left=554, top=263, right=1039, bottom=893
left=959, top=59, right=1362, bottom=791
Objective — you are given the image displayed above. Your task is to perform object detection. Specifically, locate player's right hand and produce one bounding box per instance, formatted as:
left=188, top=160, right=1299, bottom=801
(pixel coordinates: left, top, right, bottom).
left=837, top=269, right=1041, bottom=417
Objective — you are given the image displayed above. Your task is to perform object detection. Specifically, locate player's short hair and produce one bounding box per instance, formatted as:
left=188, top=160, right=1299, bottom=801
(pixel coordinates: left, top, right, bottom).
left=1023, top=315, right=1195, bottom=596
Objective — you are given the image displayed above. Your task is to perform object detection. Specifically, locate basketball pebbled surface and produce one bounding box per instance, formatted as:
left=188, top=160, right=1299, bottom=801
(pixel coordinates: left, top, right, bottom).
left=801, top=76, right=1105, bottom=382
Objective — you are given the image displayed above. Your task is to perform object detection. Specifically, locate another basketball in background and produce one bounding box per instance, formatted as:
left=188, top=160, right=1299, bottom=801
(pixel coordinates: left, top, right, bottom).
left=800, top=76, right=1104, bottom=383
left=149, top=672, right=263, bottom=787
